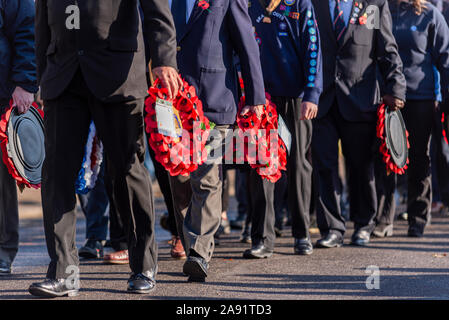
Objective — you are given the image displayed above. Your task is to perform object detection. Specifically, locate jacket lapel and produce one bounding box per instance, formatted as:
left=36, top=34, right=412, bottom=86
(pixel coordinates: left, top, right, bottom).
left=338, top=0, right=366, bottom=49
left=178, top=0, right=206, bottom=42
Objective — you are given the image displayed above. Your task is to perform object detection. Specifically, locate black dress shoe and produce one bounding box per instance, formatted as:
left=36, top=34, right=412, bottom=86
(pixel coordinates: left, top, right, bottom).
left=315, top=232, right=343, bottom=248
left=79, top=239, right=104, bottom=259
left=183, top=255, right=208, bottom=282
left=127, top=271, right=156, bottom=294
left=28, top=279, right=79, bottom=298
left=372, top=224, right=394, bottom=238
left=0, top=261, right=11, bottom=276
left=243, top=244, right=273, bottom=259
left=351, top=230, right=371, bottom=246
left=294, top=237, right=313, bottom=255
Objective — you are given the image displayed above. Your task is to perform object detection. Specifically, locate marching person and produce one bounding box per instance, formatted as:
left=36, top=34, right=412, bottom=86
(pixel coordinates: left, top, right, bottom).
left=243, top=0, right=322, bottom=258
left=168, top=0, right=266, bottom=282
left=311, top=0, right=406, bottom=247
left=388, top=0, right=449, bottom=237
left=0, top=0, right=37, bottom=276
left=30, top=0, right=180, bottom=297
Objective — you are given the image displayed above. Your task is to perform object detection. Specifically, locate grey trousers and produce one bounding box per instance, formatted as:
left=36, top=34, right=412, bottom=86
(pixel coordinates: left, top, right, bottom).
left=0, top=105, right=19, bottom=265
left=169, top=125, right=228, bottom=262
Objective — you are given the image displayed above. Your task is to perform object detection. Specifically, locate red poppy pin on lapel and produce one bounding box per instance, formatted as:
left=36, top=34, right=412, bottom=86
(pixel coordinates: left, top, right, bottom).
left=198, top=0, right=210, bottom=10
left=359, top=13, right=367, bottom=25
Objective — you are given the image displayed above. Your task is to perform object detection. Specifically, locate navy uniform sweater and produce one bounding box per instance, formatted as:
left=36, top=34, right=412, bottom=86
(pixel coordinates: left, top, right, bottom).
left=389, top=0, right=449, bottom=101
left=248, top=0, right=323, bottom=104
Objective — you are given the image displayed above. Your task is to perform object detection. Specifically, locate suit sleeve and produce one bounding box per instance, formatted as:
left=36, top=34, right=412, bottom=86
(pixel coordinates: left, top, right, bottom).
left=227, top=0, right=266, bottom=106
left=140, top=0, right=177, bottom=70
left=430, top=9, right=449, bottom=101
left=35, top=0, right=51, bottom=85
left=296, top=0, right=322, bottom=105
left=8, top=0, right=37, bottom=93
left=375, top=0, right=406, bottom=101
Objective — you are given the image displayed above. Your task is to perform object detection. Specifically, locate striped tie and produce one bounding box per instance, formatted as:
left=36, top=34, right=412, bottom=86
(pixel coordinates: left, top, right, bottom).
left=333, top=0, right=346, bottom=41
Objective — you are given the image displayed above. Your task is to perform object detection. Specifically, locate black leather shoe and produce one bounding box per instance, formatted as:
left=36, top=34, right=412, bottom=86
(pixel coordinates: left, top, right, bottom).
left=183, top=255, right=208, bottom=282
left=79, top=239, right=104, bottom=259
left=315, top=232, right=343, bottom=248
left=0, top=261, right=11, bottom=276
left=28, top=279, right=79, bottom=298
left=127, top=271, right=156, bottom=294
left=294, top=237, right=313, bottom=255
left=372, top=224, right=394, bottom=238
left=351, top=230, right=371, bottom=246
left=243, top=243, right=273, bottom=259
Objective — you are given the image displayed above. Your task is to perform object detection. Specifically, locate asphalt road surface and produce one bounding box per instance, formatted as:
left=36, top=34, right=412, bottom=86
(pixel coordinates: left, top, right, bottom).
left=0, top=190, right=448, bottom=300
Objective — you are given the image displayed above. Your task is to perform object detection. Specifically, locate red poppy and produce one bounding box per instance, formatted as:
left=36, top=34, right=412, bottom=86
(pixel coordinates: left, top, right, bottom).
left=145, top=78, right=211, bottom=176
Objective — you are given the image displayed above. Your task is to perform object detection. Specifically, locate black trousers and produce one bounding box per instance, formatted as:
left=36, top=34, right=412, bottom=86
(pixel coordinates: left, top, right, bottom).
left=249, top=97, right=313, bottom=250
left=312, top=103, right=377, bottom=236
left=431, top=108, right=449, bottom=206
left=41, top=70, right=156, bottom=279
left=401, top=100, right=435, bottom=231
left=374, top=153, right=397, bottom=226
left=148, top=146, right=178, bottom=236
left=0, top=102, right=19, bottom=265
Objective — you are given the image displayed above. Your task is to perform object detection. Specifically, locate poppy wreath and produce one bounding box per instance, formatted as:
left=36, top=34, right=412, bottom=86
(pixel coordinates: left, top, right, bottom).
left=376, top=103, right=410, bottom=175
left=235, top=93, right=287, bottom=183
left=0, top=100, right=43, bottom=189
left=144, top=78, right=211, bottom=176
left=75, top=121, right=104, bottom=195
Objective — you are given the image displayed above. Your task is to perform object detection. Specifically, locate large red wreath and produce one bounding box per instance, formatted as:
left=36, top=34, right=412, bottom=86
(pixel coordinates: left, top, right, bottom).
left=145, top=79, right=211, bottom=176
left=232, top=93, right=287, bottom=183
left=376, top=103, right=409, bottom=175
left=0, top=100, right=44, bottom=189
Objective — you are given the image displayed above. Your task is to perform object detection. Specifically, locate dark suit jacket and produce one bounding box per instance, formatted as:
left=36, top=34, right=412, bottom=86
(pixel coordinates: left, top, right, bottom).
left=35, top=0, right=177, bottom=102
left=175, top=0, right=265, bottom=125
left=312, top=0, right=406, bottom=122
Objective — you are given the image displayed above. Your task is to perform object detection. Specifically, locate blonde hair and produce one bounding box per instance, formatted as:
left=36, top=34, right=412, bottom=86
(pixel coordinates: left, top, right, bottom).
left=411, top=0, right=427, bottom=15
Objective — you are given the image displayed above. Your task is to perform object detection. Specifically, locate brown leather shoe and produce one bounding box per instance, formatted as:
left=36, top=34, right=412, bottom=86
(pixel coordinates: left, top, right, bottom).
left=170, top=236, right=186, bottom=260
left=103, top=249, right=129, bottom=265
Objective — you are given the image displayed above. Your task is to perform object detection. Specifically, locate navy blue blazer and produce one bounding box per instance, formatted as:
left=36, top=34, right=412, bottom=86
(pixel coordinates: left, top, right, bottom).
left=0, top=0, right=38, bottom=102
left=175, top=0, right=266, bottom=125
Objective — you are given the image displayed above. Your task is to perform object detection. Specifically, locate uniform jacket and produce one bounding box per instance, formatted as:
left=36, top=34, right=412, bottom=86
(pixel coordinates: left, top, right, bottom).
left=175, top=0, right=266, bottom=125
left=312, top=0, right=406, bottom=122
left=35, top=0, right=177, bottom=102
left=248, top=0, right=323, bottom=104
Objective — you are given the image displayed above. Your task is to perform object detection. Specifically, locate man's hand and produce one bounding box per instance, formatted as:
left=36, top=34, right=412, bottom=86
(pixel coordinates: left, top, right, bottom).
left=300, top=101, right=318, bottom=120
left=12, top=86, right=34, bottom=114
left=383, top=94, right=404, bottom=111
left=240, top=104, right=265, bottom=119
left=152, top=66, right=183, bottom=100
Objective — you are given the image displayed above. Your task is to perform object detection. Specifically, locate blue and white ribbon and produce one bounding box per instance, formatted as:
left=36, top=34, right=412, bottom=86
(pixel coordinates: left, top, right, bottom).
left=75, top=121, right=104, bottom=195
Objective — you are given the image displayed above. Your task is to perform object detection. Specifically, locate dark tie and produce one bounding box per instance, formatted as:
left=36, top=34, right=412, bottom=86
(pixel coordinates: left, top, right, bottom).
left=172, top=0, right=187, bottom=36
left=333, top=0, right=346, bottom=41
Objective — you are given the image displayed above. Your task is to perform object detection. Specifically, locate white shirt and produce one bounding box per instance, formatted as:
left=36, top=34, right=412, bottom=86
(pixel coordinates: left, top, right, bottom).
left=168, top=0, right=196, bottom=22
